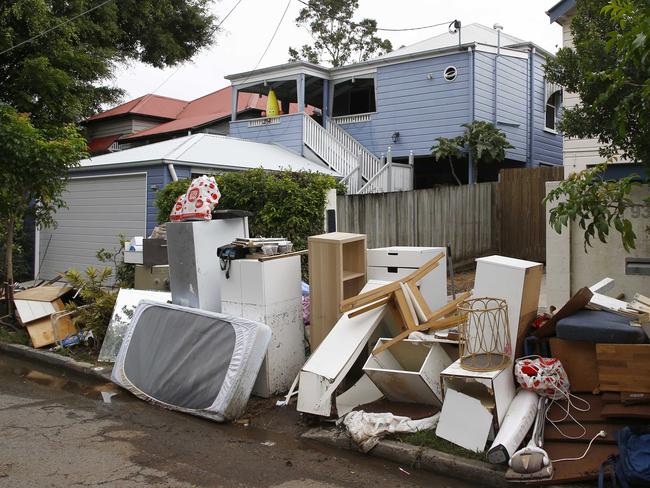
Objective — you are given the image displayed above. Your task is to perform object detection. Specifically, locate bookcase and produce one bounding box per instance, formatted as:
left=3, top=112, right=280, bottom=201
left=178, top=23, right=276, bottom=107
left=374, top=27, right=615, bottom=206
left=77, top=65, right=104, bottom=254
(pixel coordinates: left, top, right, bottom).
left=308, top=232, right=367, bottom=350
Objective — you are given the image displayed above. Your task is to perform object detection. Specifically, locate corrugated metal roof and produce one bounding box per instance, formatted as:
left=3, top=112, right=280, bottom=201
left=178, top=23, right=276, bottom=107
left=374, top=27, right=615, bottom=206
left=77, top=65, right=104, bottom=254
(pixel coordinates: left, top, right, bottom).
left=78, top=133, right=338, bottom=175
left=375, top=23, right=526, bottom=61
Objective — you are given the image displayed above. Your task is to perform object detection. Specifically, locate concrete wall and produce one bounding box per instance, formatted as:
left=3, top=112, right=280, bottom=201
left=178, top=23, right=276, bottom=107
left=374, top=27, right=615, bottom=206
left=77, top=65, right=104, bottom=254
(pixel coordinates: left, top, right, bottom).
left=545, top=182, right=650, bottom=308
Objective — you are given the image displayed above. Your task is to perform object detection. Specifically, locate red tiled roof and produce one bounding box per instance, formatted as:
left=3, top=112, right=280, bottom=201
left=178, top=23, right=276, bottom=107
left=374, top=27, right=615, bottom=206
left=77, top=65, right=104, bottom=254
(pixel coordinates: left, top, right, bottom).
left=88, top=86, right=314, bottom=144
left=122, top=88, right=267, bottom=140
left=87, top=134, right=120, bottom=153
left=87, top=94, right=189, bottom=122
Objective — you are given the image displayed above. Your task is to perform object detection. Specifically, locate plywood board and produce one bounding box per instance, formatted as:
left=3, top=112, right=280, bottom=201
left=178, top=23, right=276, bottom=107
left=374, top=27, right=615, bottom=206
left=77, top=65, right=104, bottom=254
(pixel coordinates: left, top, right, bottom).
left=26, top=315, right=77, bottom=348
left=549, top=338, right=599, bottom=393
left=602, top=403, right=650, bottom=419
left=596, top=344, right=650, bottom=393
left=14, top=285, right=72, bottom=302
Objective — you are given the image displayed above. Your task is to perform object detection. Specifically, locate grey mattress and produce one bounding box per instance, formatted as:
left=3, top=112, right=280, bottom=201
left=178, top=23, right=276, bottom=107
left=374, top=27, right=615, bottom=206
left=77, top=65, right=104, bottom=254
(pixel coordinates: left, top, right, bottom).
left=556, top=309, right=647, bottom=344
left=112, top=300, right=271, bottom=421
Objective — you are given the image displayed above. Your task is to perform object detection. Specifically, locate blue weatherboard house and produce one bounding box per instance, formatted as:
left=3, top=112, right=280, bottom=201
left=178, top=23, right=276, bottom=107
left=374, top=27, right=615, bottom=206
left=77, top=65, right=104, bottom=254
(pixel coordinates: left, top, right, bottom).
left=226, top=23, right=563, bottom=192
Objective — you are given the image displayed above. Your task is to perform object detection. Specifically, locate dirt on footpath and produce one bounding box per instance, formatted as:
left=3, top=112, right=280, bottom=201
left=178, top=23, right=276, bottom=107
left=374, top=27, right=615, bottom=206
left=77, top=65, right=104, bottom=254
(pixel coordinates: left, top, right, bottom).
left=0, top=352, right=472, bottom=488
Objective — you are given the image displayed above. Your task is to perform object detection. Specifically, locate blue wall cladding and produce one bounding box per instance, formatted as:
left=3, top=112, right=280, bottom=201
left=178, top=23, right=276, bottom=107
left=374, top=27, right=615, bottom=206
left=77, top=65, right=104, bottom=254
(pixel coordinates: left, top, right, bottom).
left=532, top=54, right=562, bottom=165
left=474, top=51, right=528, bottom=162
left=229, top=113, right=304, bottom=155
left=338, top=52, right=471, bottom=158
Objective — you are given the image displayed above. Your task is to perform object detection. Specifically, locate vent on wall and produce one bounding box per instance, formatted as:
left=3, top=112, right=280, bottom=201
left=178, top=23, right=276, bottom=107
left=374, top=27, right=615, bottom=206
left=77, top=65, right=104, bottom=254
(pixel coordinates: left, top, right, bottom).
left=443, top=66, right=457, bottom=81
left=626, top=257, right=650, bottom=276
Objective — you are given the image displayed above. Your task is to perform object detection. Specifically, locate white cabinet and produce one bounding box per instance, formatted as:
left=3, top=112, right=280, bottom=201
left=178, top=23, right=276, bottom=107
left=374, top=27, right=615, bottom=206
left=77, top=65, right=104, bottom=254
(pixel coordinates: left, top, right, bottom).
left=367, top=246, right=447, bottom=310
left=473, top=255, right=543, bottom=359
left=221, top=256, right=305, bottom=398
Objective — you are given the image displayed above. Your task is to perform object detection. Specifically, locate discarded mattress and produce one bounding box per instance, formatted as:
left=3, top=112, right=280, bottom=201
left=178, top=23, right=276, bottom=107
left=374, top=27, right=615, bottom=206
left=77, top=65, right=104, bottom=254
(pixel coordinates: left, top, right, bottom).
left=556, top=310, right=647, bottom=344
left=112, top=300, right=271, bottom=422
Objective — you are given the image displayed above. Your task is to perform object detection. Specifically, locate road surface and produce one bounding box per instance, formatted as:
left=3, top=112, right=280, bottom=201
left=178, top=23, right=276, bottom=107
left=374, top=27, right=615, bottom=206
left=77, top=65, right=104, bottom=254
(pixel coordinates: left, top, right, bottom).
left=0, top=353, right=472, bottom=488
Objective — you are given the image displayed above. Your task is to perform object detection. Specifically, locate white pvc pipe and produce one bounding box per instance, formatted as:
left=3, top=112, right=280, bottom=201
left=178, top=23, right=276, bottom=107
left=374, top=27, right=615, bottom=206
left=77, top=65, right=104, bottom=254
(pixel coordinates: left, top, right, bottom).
left=167, top=162, right=178, bottom=182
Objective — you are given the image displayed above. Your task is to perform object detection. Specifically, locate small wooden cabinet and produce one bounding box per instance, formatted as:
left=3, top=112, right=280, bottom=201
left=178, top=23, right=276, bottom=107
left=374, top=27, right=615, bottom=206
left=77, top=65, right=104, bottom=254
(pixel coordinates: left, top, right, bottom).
left=308, top=232, right=367, bottom=350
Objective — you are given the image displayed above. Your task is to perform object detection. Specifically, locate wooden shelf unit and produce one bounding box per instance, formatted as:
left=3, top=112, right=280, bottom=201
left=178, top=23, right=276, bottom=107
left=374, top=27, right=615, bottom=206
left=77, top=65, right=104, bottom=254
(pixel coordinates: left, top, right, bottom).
left=308, top=232, right=367, bottom=350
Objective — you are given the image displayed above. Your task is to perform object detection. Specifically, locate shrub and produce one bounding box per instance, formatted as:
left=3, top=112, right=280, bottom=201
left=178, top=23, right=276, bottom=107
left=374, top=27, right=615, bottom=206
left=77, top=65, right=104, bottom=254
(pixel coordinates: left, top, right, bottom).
left=154, top=178, right=191, bottom=224
left=96, top=234, right=134, bottom=288
left=154, top=169, right=343, bottom=250
left=63, top=266, right=117, bottom=350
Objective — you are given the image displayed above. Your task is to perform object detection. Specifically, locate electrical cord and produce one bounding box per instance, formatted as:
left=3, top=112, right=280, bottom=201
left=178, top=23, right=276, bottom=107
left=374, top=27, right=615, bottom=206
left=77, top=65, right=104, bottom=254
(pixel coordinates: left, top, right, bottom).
left=551, top=430, right=607, bottom=463
left=377, top=20, right=455, bottom=32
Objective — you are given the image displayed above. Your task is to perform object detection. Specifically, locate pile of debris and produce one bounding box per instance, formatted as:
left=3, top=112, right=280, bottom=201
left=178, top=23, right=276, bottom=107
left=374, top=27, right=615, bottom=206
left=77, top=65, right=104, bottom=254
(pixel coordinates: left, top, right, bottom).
left=284, top=232, right=650, bottom=485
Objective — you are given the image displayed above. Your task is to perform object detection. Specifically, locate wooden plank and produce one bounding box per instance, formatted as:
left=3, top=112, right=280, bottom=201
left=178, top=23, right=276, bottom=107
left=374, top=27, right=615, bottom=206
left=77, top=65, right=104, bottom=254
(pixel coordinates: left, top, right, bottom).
left=339, top=253, right=443, bottom=312
left=596, top=344, right=650, bottom=393
left=371, top=315, right=465, bottom=355
left=346, top=296, right=391, bottom=319
left=549, top=338, right=599, bottom=393
left=14, top=285, right=72, bottom=302
left=393, top=287, right=416, bottom=330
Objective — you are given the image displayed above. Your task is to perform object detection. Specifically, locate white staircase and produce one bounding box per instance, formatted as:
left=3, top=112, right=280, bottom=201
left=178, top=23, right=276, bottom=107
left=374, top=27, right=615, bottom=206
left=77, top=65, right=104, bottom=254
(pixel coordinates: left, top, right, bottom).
left=302, top=114, right=412, bottom=194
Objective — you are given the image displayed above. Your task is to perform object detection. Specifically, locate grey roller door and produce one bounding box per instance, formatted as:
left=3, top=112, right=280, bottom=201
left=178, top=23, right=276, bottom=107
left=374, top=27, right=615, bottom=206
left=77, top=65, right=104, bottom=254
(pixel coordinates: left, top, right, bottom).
left=38, top=173, right=147, bottom=280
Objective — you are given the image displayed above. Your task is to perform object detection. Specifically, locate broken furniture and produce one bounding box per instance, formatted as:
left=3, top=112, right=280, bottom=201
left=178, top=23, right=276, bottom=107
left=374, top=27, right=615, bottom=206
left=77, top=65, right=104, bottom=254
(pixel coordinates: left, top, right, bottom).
left=221, top=254, right=305, bottom=398
left=340, top=252, right=468, bottom=356
left=167, top=215, right=249, bottom=312
left=366, top=246, right=447, bottom=311
left=363, top=338, right=454, bottom=406
left=308, top=232, right=367, bottom=350
left=458, top=297, right=511, bottom=372
left=14, top=285, right=76, bottom=348
left=473, top=256, right=543, bottom=359
left=440, top=359, right=516, bottom=431
left=112, top=300, right=271, bottom=422
left=436, top=388, right=493, bottom=452
left=297, top=280, right=391, bottom=417
left=98, top=288, right=172, bottom=363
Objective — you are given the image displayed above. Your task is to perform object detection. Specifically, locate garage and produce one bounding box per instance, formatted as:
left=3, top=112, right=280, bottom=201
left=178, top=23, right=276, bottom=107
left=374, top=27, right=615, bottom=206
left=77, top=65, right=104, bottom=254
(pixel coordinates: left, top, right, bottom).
left=37, top=173, right=147, bottom=280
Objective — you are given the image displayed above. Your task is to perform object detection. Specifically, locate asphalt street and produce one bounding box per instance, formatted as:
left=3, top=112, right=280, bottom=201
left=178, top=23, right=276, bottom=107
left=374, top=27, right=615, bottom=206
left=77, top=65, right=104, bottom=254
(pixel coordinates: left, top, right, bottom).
left=0, top=353, right=472, bottom=488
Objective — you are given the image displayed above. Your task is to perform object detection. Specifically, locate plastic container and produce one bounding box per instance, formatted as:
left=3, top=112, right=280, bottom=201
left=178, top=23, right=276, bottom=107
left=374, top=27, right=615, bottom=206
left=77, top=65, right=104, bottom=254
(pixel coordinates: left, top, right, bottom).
left=262, top=244, right=279, bottom=255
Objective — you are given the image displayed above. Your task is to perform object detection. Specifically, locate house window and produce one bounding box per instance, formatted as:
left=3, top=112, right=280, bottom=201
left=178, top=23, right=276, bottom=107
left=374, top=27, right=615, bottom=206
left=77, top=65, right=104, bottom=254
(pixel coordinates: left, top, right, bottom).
left=545, top=91, right=560, bottom=131
left=443, top=66, right=457, bottom=81
left=333, top=77, right=376, bottom=116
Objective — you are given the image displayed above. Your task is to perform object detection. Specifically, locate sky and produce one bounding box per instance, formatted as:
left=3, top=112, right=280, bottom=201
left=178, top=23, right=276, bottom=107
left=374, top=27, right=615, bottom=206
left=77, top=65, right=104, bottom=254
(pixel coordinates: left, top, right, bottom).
left=111, top=0, right=563, bottom=103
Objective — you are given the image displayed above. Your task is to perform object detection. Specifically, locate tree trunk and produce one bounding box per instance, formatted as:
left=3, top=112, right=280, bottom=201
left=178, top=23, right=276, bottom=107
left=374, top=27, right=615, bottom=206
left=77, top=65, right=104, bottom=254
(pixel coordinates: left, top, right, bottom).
left=473, top=159, right=479, bottom=184
left=448, top=156, right=462, bottom=185
left=5, top=216, right=14, bottom=317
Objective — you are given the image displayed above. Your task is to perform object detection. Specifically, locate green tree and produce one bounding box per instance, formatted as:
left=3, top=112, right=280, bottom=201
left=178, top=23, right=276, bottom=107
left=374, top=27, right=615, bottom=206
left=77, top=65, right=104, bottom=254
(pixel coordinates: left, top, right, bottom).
left=432, top=121, right=513, bottom=184
left=543, top=0, right=650, bottom=250
left=431, top=136, right=463, bottom=186
left=288, top=0, right=392, bottom=67
left=0, top=105, right=86, bottom=310
left=0, top=0, right=216, bottom=127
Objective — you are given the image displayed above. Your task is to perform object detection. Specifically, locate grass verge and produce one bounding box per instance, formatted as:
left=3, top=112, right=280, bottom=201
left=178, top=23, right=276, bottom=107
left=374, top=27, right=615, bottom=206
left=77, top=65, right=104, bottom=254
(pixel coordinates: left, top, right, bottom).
left=392, top=430, right=485, bottom=461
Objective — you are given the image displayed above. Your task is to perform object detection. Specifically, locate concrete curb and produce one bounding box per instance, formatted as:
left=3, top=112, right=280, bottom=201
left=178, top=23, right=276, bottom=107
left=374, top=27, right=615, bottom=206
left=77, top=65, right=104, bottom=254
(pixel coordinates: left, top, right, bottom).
left=0, top=341, right=112, bottom=382
left=302, top=428, right=593, bottom=488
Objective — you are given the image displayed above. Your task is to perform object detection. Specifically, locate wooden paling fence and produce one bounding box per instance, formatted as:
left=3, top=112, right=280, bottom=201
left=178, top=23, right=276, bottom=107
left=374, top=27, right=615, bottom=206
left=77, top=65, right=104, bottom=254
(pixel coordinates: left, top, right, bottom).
left=337, top=182, right=499, bottom=265
left=499, top=166, right=564, bottom=262
left=336, top=166, right=564, bottom=265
